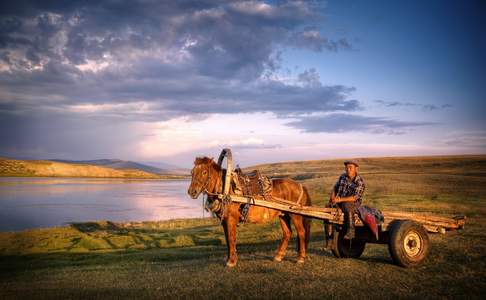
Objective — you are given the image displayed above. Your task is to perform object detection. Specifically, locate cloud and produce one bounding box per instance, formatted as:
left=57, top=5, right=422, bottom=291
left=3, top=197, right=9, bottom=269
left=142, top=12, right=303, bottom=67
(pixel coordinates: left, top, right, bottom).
left=0, top=1, right=357, bottom=120
left=375, top=100, right=452, bottom=111
left=286, top=113, right=435, bottom=134
left=0, top=0, right=372, bottom=162
left=0, top=110, right=145, bottom=159
left=0, top=68, right=361, bottom=121
left=209, top=137, right=281, bottom=150
left=297, top=68, right=322, bottom=87
left=0, top=1, right=324, bottom=77
left=441, top=130, right=486, bottom=149
left=289, top=28, right=352, bottom=52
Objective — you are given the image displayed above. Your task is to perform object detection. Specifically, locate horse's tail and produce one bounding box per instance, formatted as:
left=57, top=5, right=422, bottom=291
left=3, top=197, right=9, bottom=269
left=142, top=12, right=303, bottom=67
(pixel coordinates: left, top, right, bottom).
left=302, top=186, right=312, bottom=250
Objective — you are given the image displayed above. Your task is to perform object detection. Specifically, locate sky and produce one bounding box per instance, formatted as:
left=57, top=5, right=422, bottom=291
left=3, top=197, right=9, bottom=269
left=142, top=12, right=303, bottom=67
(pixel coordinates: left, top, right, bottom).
left=0, top=0, right=485, bottom=168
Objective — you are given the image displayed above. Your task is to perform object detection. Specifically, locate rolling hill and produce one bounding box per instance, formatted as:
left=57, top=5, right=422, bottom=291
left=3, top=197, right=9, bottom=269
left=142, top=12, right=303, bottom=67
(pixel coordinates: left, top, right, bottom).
left=51, top=159, right=188, bottom=175
left=0, top=157, right=186, bottom=179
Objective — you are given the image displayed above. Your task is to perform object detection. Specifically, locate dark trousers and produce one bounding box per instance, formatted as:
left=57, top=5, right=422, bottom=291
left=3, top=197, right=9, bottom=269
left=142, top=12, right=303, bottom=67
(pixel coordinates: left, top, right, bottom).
left=338, top=201, right=358, bottom=238
left=338, top=201, right=357, bottom=214
left=324, top=201, right=357, bottom=243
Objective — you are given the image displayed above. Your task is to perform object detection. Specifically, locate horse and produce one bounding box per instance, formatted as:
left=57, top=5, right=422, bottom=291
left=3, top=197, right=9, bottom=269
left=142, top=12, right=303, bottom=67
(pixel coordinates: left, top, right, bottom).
left=187, top=156, right=312, bottom=267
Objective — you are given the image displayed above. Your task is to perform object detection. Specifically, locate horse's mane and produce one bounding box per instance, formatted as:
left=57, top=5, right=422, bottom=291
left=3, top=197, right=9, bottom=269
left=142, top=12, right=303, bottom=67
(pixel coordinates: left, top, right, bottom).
left=194, top=156, right=221, bottom=171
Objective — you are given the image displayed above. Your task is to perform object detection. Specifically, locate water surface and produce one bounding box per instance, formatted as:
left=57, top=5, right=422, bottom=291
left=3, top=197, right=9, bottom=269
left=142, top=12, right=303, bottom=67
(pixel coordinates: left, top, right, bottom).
left=0, top=177, right=207, bottom=231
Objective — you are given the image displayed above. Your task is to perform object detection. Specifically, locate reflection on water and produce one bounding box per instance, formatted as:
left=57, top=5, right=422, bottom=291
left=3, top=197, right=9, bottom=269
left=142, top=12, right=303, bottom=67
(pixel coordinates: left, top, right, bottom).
left=0, top=177, right=207, bottom=231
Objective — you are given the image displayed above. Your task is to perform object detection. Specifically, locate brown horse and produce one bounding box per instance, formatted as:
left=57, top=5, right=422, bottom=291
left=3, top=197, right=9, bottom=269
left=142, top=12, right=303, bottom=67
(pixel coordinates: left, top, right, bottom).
left=187, top=157, right=312, bottom=267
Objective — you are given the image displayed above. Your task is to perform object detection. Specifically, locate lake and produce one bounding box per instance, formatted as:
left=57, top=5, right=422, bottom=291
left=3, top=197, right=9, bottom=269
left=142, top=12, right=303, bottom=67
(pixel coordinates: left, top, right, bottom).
left=0, top=177, right=207, bottom=231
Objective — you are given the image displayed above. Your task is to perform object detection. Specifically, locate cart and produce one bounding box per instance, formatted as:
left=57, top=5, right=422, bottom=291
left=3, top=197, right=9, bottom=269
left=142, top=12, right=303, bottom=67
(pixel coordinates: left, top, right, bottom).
left=214, top=148, right=466, bottom=267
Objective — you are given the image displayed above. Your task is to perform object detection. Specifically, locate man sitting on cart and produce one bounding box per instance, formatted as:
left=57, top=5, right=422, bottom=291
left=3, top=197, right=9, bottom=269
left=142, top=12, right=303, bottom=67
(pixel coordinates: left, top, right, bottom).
left=329, top=159, right=365, bottom=239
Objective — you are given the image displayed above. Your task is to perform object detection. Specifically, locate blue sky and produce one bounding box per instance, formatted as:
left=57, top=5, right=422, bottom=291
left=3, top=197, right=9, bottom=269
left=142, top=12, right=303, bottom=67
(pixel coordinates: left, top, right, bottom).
left=0, top=0, right=484, bottom=167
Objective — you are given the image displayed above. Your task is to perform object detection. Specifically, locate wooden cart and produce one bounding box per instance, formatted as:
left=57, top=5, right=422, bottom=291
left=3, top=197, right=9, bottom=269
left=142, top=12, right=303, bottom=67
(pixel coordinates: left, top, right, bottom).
left=215, top=149, right=466, bottom=267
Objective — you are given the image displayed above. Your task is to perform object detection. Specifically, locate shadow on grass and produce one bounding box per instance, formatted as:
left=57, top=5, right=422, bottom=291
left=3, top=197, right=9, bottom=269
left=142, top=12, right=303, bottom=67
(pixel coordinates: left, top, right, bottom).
left=0, top=230, right=339, bottom=276
left=70, top=221, right=120, bottom=233
left=67, top=220, right=226, bottom=251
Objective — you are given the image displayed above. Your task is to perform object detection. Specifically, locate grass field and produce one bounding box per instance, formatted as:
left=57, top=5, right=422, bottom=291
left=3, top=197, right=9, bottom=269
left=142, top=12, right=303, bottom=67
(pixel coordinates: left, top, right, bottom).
left=1, top=155, right=485, bottom=299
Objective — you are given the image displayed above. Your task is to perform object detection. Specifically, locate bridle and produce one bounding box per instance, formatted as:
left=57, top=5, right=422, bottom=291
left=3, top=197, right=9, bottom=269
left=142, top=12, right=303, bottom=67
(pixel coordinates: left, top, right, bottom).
left=191, top=163, right=221, bottom=199
left=191, top=161, right=230, bottom=221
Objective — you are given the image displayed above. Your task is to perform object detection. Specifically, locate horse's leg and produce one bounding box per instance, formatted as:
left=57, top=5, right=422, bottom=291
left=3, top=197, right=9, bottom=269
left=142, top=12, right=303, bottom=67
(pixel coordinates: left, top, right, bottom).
left=222, top=219, right=230, bottom=263
left=225, top=215, right=238, bottom=267
left=274, top=214, right=292, bottom=262
left=291, top=214, right=307, bottom=263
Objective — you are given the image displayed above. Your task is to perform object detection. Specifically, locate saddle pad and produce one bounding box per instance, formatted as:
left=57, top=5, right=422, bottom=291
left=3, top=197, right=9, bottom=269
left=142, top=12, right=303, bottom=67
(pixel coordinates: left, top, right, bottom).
left=233, top=169, right=272, bottom=197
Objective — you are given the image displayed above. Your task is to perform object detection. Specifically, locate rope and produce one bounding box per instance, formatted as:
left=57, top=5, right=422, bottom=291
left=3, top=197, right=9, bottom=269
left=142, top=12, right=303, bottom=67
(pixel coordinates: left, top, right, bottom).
left=202, top=194, right=205, bottom=218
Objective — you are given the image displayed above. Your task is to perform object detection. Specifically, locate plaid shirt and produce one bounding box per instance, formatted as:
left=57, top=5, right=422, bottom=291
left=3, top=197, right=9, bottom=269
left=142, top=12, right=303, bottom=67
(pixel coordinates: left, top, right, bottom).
left=333, top=173, right=365, bottom=203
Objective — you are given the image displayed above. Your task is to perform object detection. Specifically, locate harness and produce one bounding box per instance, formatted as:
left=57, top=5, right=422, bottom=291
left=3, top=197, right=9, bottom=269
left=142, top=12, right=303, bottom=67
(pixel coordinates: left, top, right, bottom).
left=193, top=163, right=229, bottom=221
left=197, top=148, right=298, bottom=225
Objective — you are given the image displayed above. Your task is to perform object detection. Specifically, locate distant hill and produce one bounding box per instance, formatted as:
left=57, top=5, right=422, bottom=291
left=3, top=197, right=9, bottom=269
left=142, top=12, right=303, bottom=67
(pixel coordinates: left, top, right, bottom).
left=0, top=157, right=186, bottom=179
left=244, top=154, right=486, bottom=181
left=52, top=159, right=188, bottom=175
left=140, top=161, right=190, bottom=175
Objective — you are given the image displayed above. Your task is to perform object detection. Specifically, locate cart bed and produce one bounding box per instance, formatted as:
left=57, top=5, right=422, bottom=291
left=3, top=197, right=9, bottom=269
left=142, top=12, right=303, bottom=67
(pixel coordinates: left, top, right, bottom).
left=226, top=194, right=465, bottom=233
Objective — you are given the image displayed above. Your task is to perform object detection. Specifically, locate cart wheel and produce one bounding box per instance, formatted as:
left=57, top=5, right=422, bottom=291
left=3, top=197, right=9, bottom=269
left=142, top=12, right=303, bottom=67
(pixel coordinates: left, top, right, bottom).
left=388, top=220, right=429, bottom=267
left=331, top=229, right=366, bottom=258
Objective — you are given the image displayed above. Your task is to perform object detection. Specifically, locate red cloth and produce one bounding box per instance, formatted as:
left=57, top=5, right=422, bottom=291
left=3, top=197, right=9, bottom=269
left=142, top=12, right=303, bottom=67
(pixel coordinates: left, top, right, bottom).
left=357, top=205, right=383, bottom=240
left=364, top=213, right=378, bottom=239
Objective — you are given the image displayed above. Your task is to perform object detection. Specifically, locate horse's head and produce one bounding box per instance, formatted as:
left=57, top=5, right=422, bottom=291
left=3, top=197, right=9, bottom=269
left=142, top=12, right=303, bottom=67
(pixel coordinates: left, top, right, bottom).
left=187, top=156, right=221, bottom=199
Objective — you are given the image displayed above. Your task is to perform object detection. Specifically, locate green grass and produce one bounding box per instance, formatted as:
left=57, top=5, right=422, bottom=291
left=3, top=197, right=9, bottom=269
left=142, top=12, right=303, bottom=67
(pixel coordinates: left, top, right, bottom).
left=1, top=155, right=485, bottom=299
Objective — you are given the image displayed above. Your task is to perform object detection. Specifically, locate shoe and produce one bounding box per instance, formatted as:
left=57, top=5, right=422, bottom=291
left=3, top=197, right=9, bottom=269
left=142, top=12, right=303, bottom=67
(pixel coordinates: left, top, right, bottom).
left=343, top=226, right=355, bottom=239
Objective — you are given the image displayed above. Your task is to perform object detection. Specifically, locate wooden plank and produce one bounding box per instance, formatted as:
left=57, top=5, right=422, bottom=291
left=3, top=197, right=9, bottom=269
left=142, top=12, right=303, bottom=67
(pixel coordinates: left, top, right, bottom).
left=383, top=211, right=464, bottom=225
left=229, top=195, right=338, bottom=220
left=381, top=211, right=465, bottom=230
left=227, top=194, right=465, bottom=233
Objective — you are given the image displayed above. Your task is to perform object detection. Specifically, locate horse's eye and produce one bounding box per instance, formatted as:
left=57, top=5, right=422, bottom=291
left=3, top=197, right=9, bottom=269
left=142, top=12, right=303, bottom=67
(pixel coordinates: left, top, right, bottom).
left=203, top=170, right=207, bottom=175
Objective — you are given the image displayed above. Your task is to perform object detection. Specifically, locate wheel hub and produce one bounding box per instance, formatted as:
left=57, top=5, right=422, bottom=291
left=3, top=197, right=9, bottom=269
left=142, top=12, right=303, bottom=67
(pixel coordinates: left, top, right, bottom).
left=403, top=231, right=421, bottom=257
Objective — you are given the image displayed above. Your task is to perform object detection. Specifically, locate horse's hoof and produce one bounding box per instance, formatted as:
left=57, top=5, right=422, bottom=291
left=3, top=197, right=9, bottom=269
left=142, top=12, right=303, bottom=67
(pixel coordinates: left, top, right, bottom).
left=273, top=252, right=285, bottom=262
left=296, top=257, right=305, bottom=264
left=226, top=261, right=237, bottom=268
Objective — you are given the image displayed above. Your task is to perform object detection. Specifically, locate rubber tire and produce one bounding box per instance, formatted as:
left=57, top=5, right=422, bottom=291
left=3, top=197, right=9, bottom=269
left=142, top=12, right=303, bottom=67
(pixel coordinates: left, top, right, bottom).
left=388, top=220, right=429, bottom=267
left=331, top=229, right=366, bottom=258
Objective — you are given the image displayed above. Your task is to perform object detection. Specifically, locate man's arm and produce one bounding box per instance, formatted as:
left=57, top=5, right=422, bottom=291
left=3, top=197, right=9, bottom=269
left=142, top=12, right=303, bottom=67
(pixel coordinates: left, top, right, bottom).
left=333, top=195, right=359, bottom=203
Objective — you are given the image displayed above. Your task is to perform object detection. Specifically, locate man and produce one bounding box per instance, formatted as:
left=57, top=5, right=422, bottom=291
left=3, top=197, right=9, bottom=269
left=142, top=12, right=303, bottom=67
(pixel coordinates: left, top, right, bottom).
left=328, top=159, right=365, bottom=239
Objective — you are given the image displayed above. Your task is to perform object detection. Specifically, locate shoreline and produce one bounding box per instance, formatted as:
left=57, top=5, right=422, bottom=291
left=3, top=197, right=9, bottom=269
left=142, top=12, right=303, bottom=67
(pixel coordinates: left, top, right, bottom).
left=0, top=175, right=189, bottom=180
left=0, top=217, right=212, bottom=235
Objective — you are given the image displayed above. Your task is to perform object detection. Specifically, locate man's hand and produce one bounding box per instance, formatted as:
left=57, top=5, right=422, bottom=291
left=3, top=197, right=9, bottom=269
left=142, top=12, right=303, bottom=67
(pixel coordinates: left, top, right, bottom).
left=329, top=191, right=337, bottom=205
left=330, top=196, right=340, bottom=204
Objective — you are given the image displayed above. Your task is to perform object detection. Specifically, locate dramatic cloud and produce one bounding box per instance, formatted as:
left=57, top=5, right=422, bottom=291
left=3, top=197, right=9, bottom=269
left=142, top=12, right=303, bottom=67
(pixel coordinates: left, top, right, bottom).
left=0, top=0, right=358, bottom=121
left=0, top=1, right=456, bottom=162
left=286, top=113, right=435, bottom=134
